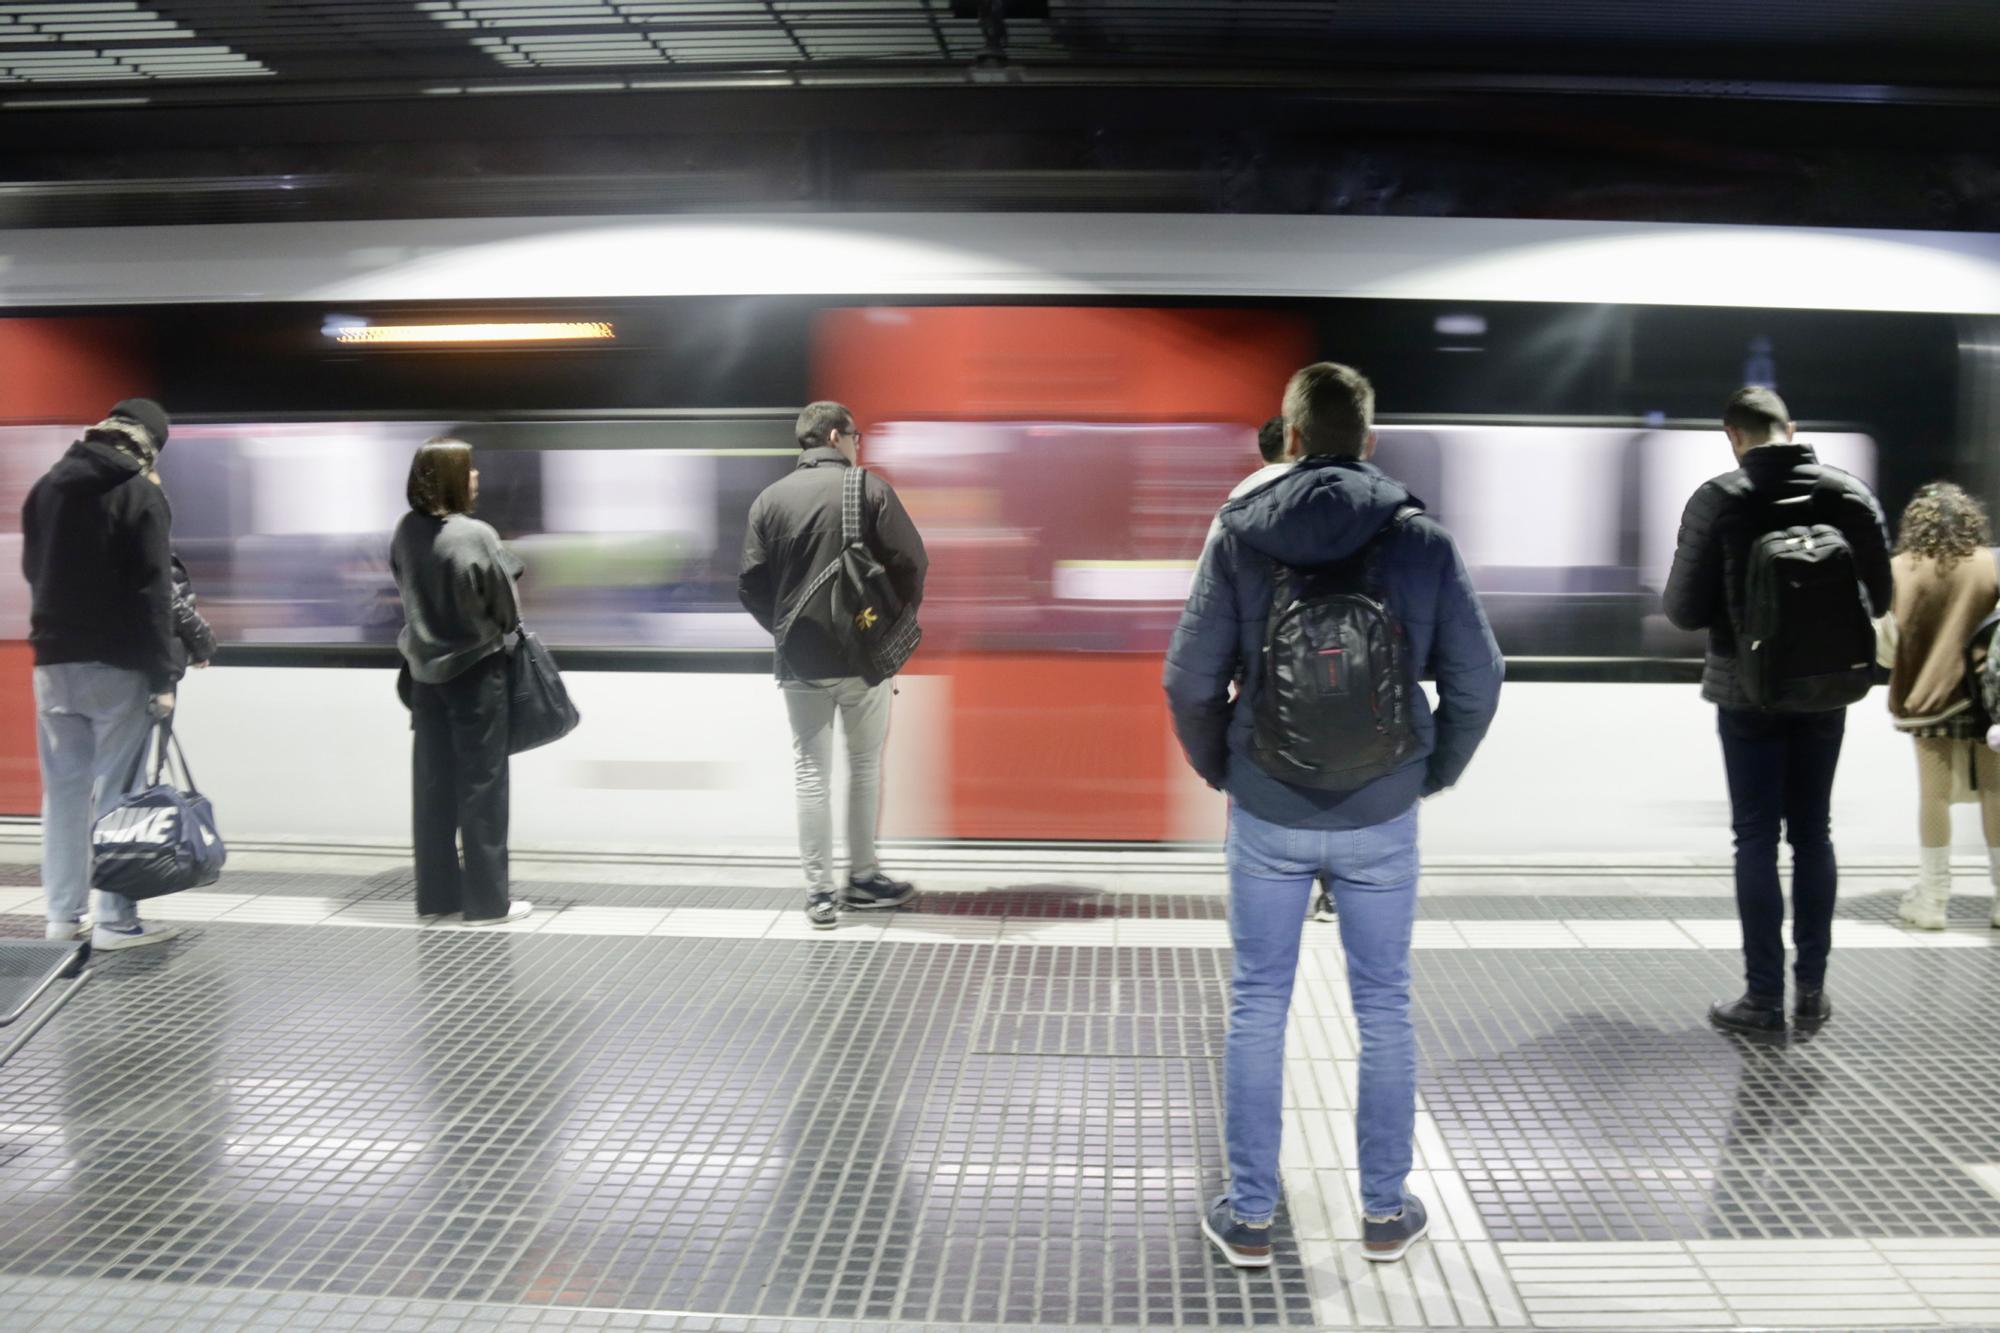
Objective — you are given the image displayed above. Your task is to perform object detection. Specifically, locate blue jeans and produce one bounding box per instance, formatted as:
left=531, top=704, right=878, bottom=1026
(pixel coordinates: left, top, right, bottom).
left=34, top=663, right=152, bottom=930
left=1224, top=801, right=1419, bottom=1222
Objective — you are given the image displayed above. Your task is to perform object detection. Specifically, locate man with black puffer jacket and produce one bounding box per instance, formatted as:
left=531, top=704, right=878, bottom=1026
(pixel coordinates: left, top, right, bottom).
left=22, top=398, right=185, bottom=953
left=1167, top=363, right=1502, bottom=1270
left=1665, top=386, right=1893, bottom=1037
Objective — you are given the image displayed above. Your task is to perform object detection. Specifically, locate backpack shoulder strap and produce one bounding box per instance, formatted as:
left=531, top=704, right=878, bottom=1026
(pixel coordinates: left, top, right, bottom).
left=841, top=465, right=865, bottom=547
left=1362, top=504, right=1424, bottom=588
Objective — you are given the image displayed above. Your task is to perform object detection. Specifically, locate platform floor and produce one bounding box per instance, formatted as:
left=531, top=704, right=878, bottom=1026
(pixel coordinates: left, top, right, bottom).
left=0, top=845, right=1996, bottom=1332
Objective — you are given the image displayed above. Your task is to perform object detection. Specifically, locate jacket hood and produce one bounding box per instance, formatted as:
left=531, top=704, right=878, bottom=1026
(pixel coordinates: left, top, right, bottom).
left=1218, top=456, right=1417, bottom=566
left=1740, top=440, right=1818, bottom=488
left=48, top=437, right=145, bottom=496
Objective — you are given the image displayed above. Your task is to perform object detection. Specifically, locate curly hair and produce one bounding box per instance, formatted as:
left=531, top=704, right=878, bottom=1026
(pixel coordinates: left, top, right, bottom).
left=1895, top=481, right=1991, bottom=571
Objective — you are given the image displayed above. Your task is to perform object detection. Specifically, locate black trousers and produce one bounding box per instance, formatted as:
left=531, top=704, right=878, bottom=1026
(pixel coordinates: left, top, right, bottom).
left=1716, top=706, right=1846, bottom=998
left=411, top=651, right=510, bottom=920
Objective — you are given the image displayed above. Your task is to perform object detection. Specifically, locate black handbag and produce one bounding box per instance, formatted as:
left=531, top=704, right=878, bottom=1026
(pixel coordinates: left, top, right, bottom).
left=506, top=626, right=580, bottom=754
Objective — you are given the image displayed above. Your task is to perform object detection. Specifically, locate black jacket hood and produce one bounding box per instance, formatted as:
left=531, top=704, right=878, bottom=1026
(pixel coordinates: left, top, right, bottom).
left=49, top=436, right=145, bottom=496
left=1217, top=456, right=1417, bottom=566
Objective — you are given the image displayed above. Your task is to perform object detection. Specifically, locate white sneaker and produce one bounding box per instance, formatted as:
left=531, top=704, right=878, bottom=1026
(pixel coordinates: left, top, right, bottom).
left=1899, top=894, right=1949, bottom=930
left=91, top=922, right=183, bottom=951
left=45, top=921, right=87, bottom=941
left=462, top=901, right=532, bottom=927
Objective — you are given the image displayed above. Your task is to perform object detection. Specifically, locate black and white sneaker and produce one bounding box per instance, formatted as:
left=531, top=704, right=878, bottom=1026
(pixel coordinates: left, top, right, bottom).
left=805, top=892, right=840, bottom=930
left=1311, top=887, right=1338, bottom=923
left=842, top=873, right=915, bottom=911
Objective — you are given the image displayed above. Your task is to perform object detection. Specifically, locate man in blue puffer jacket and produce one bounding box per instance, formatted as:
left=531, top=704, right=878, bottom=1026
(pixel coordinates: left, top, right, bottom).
left=1165, top=362, right=1503, bottom=1268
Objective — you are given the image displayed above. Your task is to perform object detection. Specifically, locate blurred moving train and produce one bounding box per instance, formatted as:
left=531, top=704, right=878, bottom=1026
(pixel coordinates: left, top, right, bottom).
left=0, top=213, right=1997, bottom=856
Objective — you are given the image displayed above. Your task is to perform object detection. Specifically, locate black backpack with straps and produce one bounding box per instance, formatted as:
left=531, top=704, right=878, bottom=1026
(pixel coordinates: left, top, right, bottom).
left=776, top=467, right=921, bottom=685
left=1251, top=506, right=1424, bottom=791
left=1735, top=477, right=1877, bottom=712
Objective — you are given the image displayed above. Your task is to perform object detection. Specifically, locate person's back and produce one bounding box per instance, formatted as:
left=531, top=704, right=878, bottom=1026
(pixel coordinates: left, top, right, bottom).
left=739, top=402, right=928, bottom=930
left=21, top=399, right=183, bottom=953
left=24, top=422, right=176, bottom=683
left=1165, top=363, right=1501, bottom=1270
left=391, top=509, right=521, bottom=685
left=1663, top=386, right=1893, bottom=1036
left=1664, top=437, right=1890, bottom=713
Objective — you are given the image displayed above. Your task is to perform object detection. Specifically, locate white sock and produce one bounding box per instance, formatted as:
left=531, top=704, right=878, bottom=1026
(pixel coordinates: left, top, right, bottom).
left=1921, top=845, right=1953, bottom=888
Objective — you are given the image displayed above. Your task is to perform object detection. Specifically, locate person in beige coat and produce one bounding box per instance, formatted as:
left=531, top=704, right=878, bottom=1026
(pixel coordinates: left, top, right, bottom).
left=1885, top=482, right=2000, bottom=929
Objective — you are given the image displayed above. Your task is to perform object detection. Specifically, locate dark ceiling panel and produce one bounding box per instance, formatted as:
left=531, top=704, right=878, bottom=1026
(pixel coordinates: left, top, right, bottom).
left=0, top=0, right=1986, bottom=105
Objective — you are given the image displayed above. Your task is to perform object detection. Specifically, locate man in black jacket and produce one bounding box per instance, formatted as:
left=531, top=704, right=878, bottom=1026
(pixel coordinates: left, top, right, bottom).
left=22, top=398, right=184, bottom=952
left=1166, top=363, right=1502, bottom=1268
left=1664, top=386, right=1893, bottom=1035
left=739, top=401, right=929, bottom=930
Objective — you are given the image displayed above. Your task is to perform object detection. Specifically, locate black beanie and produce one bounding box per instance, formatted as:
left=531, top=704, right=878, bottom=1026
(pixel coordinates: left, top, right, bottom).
left=108, top=398, right=170, bottom=449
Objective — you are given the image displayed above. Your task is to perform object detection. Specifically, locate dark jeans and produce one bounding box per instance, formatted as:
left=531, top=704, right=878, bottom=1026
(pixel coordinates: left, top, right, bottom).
left=1716, top=706, right=1845, bottom=997
left=411, top=651, right=510, bottom=920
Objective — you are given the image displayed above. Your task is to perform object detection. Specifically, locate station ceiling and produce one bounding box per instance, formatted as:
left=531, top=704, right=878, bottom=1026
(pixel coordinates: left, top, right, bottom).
left=6, top=1, right=1996, bottom=104
left=3, top=2, right=1998, bottom=231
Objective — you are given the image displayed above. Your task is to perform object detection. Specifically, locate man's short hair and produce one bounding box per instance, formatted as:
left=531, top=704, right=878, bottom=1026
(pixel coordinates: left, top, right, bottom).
left=1281, top=363, right=1375, bottom=460
left=1722, top=386, right=1791, bottom=442
left=796, top=401, right=854, bottom=450
left=1256, top=416, right=1287, bottom=465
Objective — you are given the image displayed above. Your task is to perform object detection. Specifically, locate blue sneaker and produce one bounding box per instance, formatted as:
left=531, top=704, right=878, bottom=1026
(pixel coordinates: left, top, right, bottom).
left=1362, top=1194, right=1428, bottom=1262
left=1201, top=1194, right=1274, bottom=1268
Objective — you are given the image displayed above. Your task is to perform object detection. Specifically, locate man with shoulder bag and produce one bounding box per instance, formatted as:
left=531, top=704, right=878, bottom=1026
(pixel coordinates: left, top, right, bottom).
left=739, top=401, right=929, bottom=930
left=1665, top=386, right=1894, bottom=1035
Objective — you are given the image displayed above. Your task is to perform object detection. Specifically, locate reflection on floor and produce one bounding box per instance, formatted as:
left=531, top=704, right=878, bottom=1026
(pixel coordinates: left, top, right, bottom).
left=0, top=849, right=1996, bottom=1331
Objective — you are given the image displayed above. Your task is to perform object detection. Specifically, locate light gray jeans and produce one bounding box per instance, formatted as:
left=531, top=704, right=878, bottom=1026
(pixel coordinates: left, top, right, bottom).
left=781, top=677, right=891, bottom=892
left=34, top=662, right=153, bottom=930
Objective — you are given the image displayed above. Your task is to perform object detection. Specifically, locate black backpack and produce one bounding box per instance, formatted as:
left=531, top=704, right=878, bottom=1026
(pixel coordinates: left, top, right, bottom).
left=777, top=467, right=921, bottom=685
left=1251, top=506, right=1423, bottom=791
left=1964, top=605, right=2000, bottom=729
left=1735, top=481, right=1877, bottom=712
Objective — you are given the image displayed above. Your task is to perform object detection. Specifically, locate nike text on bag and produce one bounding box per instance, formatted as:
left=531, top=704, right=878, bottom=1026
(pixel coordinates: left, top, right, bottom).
left=1251, top=507, right=1423, bottom=791
left=1737, top=491, right=1876, bottom=712
left=507, top=627, right=580, bottom=754
left=92, top=723, right=226, bottom=901
left=777, top=467, right=920, bottom=685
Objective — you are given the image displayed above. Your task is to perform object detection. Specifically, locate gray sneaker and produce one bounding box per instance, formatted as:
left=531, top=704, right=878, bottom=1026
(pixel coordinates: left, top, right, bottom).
left=841, top=873, right=915, bottom=911
left=805, top=892, right=839, bottom=930
left=1361, top=1194, right=1429, bottom=1263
